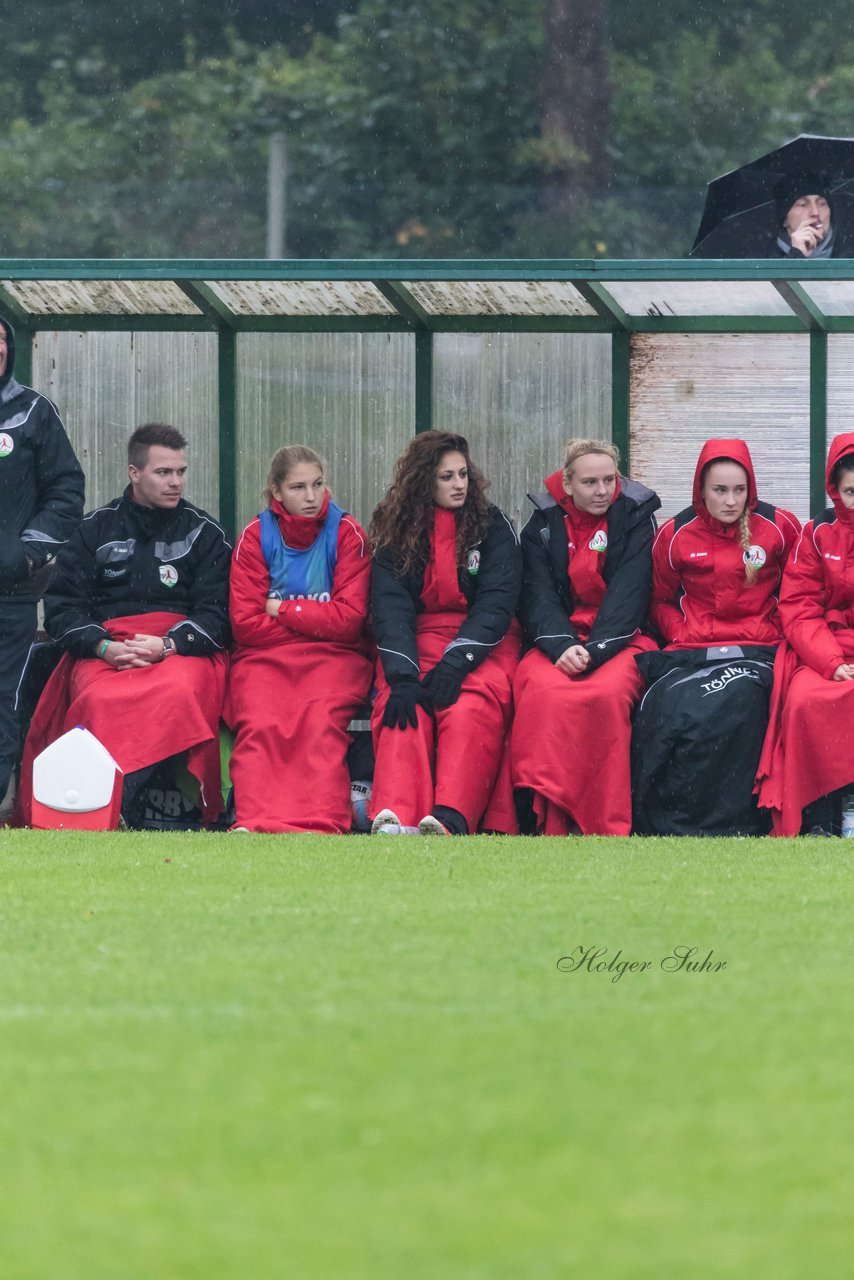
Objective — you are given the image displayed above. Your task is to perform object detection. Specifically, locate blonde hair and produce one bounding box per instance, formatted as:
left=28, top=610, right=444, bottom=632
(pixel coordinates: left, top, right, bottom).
left=738, top=509, right=760, bottom=586
left=562, top=438, right=620, bottom=481
left=263, top=445, right=326, bottom=506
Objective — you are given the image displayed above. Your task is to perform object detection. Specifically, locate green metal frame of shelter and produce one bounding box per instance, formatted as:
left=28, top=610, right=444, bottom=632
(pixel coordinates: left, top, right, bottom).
left=1, top=257, right=851, bottom=532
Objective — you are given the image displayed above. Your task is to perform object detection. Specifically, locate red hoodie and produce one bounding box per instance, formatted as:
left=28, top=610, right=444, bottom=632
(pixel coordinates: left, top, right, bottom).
left=778, top=431, right=854, bottom=679
left=649, top=438, right=801, bottom=648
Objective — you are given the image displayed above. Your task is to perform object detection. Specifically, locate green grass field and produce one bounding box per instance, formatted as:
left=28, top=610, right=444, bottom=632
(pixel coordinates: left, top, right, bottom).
left=1, top=830, right=852, bottom=1279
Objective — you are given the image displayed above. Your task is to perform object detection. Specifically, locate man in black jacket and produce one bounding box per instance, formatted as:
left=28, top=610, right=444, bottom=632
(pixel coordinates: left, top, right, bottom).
left=44, top=422, right=230, bottom=666
left=20, top=422, right=231, bottom=826
left=0, top=315, right=84, bottom=815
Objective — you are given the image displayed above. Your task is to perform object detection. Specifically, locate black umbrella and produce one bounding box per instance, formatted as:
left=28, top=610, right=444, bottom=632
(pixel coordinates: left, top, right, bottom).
left=691, top=134, right=854, bottom=257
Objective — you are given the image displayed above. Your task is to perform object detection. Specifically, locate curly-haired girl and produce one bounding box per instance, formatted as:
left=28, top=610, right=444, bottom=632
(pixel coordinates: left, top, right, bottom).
left=369, top=431, right=522, bottom=836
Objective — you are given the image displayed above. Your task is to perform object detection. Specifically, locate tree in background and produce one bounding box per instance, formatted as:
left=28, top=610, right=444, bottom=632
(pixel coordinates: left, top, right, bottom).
left=1, top=0, right=853, bottom=258
left=539, top=0, right=610, bottom=220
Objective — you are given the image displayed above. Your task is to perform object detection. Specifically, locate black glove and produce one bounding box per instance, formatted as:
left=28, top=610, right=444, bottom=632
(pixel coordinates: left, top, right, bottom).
left=421, top=661, right=465, bottom=709
left=382, top=678, right=429, bottom=730
left=0, top=537, right=30, bottom=592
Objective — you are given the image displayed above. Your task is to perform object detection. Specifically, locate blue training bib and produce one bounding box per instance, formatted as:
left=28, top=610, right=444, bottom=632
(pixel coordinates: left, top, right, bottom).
left=259, top=502, right=344, bottom=601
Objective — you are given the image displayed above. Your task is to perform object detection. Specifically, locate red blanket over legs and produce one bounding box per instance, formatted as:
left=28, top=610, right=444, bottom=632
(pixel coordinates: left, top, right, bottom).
left=511, top=637, right=655, bottom=836
left=18, top=613, right=226, bottom=824
left=759, top=660, right=854, bottom=836
left=370, top=615, right=520, bottom=831
left=225, top=639, right=373, bottom=833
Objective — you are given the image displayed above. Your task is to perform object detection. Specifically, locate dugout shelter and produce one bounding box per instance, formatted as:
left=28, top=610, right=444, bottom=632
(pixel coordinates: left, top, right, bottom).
left=1, top=257, right=851, bottom=535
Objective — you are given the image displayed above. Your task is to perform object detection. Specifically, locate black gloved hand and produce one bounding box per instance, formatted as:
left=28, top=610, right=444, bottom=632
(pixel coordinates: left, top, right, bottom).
left=421, top=660, right=465, bottom=709
left=382, top=678, right=429, bottom=730
left=0, top=537, right=30, bottom=592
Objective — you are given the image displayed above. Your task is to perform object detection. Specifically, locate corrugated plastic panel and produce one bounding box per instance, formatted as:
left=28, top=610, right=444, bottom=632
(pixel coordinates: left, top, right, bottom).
left=630, top=333, right=810, bottom=522
left=433, top=334, right=611, bottom=528
left=402, top=280, right=596, bottom=317
left=207, top=280, right=397, bottom=317
left=606, top=281, right=793, bottom=318
left=827, top=336, right=854, bottom=468
left=234, top=333, right=414, bottom=530
left=800, top=280, right=854, bottom=317
left=4, top=279, right=202, bottom=316
left=31, top=331, right=219, bottom=516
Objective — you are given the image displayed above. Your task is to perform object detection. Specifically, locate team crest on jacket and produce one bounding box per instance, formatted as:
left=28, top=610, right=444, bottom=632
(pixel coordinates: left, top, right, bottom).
left=467, top=549, right=481, bottom=575
left=588, top=530, right=608, bottom=552
left=743, top=545, right=766, bottom=569
left=159, top=565, right=179, bottom=588
left=0, top=432, right=14, bottom=458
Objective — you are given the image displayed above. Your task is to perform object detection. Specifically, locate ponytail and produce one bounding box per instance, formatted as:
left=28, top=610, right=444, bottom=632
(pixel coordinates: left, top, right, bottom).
left=738, top=509, right=759, bottom=585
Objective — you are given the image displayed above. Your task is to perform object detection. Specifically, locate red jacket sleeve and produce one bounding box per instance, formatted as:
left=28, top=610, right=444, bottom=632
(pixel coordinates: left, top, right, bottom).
left=230, top=516, right=370, bottom=649
left=648, top=519, right=684, bottom=643
left=775, top=506, right=802, bottom=568
left=778, top=522, right=844, bottom=679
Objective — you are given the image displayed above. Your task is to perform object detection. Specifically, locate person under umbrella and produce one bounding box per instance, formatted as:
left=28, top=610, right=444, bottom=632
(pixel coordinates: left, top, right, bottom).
left=773, top=171, right=837, bottom=259
left=690, top=134, right=854, bottom=258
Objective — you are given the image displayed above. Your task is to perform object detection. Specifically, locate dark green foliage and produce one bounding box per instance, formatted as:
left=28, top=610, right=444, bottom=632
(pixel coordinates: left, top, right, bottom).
left=1, top=0, right=853, bottom=257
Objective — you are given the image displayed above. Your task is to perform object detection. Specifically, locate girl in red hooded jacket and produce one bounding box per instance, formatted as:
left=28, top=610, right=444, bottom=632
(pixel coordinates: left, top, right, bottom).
left=631, top=439, right=800, bottom=836
left=756, top=432, right=854, bottom=835
left=225, top=445, right=373, bottom=833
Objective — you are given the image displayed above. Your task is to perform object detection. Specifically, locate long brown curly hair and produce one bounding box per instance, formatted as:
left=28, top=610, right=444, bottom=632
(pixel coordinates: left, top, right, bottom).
left=370, top=431, right=491, bottom=574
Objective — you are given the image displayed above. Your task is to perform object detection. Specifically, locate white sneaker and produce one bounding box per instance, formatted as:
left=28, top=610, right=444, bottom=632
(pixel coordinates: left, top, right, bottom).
left=229, top=826, right=251, bottom=833
left=371, top=808, right=420, bottom=835
left=371, top=808, right=402, bottom=835
left=418, top=814, right=452, bottom=836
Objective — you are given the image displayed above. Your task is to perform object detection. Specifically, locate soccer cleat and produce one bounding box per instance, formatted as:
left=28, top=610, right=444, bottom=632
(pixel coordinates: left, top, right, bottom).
left=229, top=826, right=251, bottom=833
left=417, top=814, right=452, bottom=836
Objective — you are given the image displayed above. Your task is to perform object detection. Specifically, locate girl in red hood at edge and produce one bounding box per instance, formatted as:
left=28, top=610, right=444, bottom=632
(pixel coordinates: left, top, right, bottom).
left=757, top=432, right=854, bottom=835
left=510, top=439, right=660, bottom=835
left=632, top=438, right=800, bottom=836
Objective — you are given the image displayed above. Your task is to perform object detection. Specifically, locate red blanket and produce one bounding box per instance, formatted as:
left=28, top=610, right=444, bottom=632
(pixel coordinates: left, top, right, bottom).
left=511, top=636, right=656, bottom=836
left=225, top=637, right=373, bottom=833
left=370, top=612, right=521, bottom=831
left=756, top=636, right=854, bottom=835
left=18, top=613, right=227, bottom=825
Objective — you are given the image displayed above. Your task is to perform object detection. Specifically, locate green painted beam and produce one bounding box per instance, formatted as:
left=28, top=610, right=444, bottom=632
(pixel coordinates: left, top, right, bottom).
left=227, top=315, right=412, bottom=334
left=415, top=331, right=433, bottom=434
left=611, top=331, right=631, bottom=471
left=7, top=256, right=854, bottom=282
left=772, top=281, right=828, bottom=331
left=810, top=330, right=828, bottom=518
left=572, top=281, right=630, bottom=330
left=427, top=316, right=613, bottom=334
left=0, top=283, right=33, bottom=329
left=373, top=281, right=434, bottom=329
left=9, top=313, right=217, bottom=332
left=627, top=316, right=805, bottom=334
left=174, top=280, right=238, bottom=329
left=13, top=327, right=33, bottom=386
left=217, top=329, right=238, bottom=541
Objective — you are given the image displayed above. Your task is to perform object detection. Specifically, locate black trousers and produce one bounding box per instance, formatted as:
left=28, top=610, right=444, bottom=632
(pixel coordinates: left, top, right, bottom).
left=0, top=600, right=37, bottom=803
left=631, top=646, right=775, bottom=837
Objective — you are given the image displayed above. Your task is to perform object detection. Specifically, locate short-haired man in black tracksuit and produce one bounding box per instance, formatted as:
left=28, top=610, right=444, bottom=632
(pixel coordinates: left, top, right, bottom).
left=0, top=315, right=85, bottom=812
